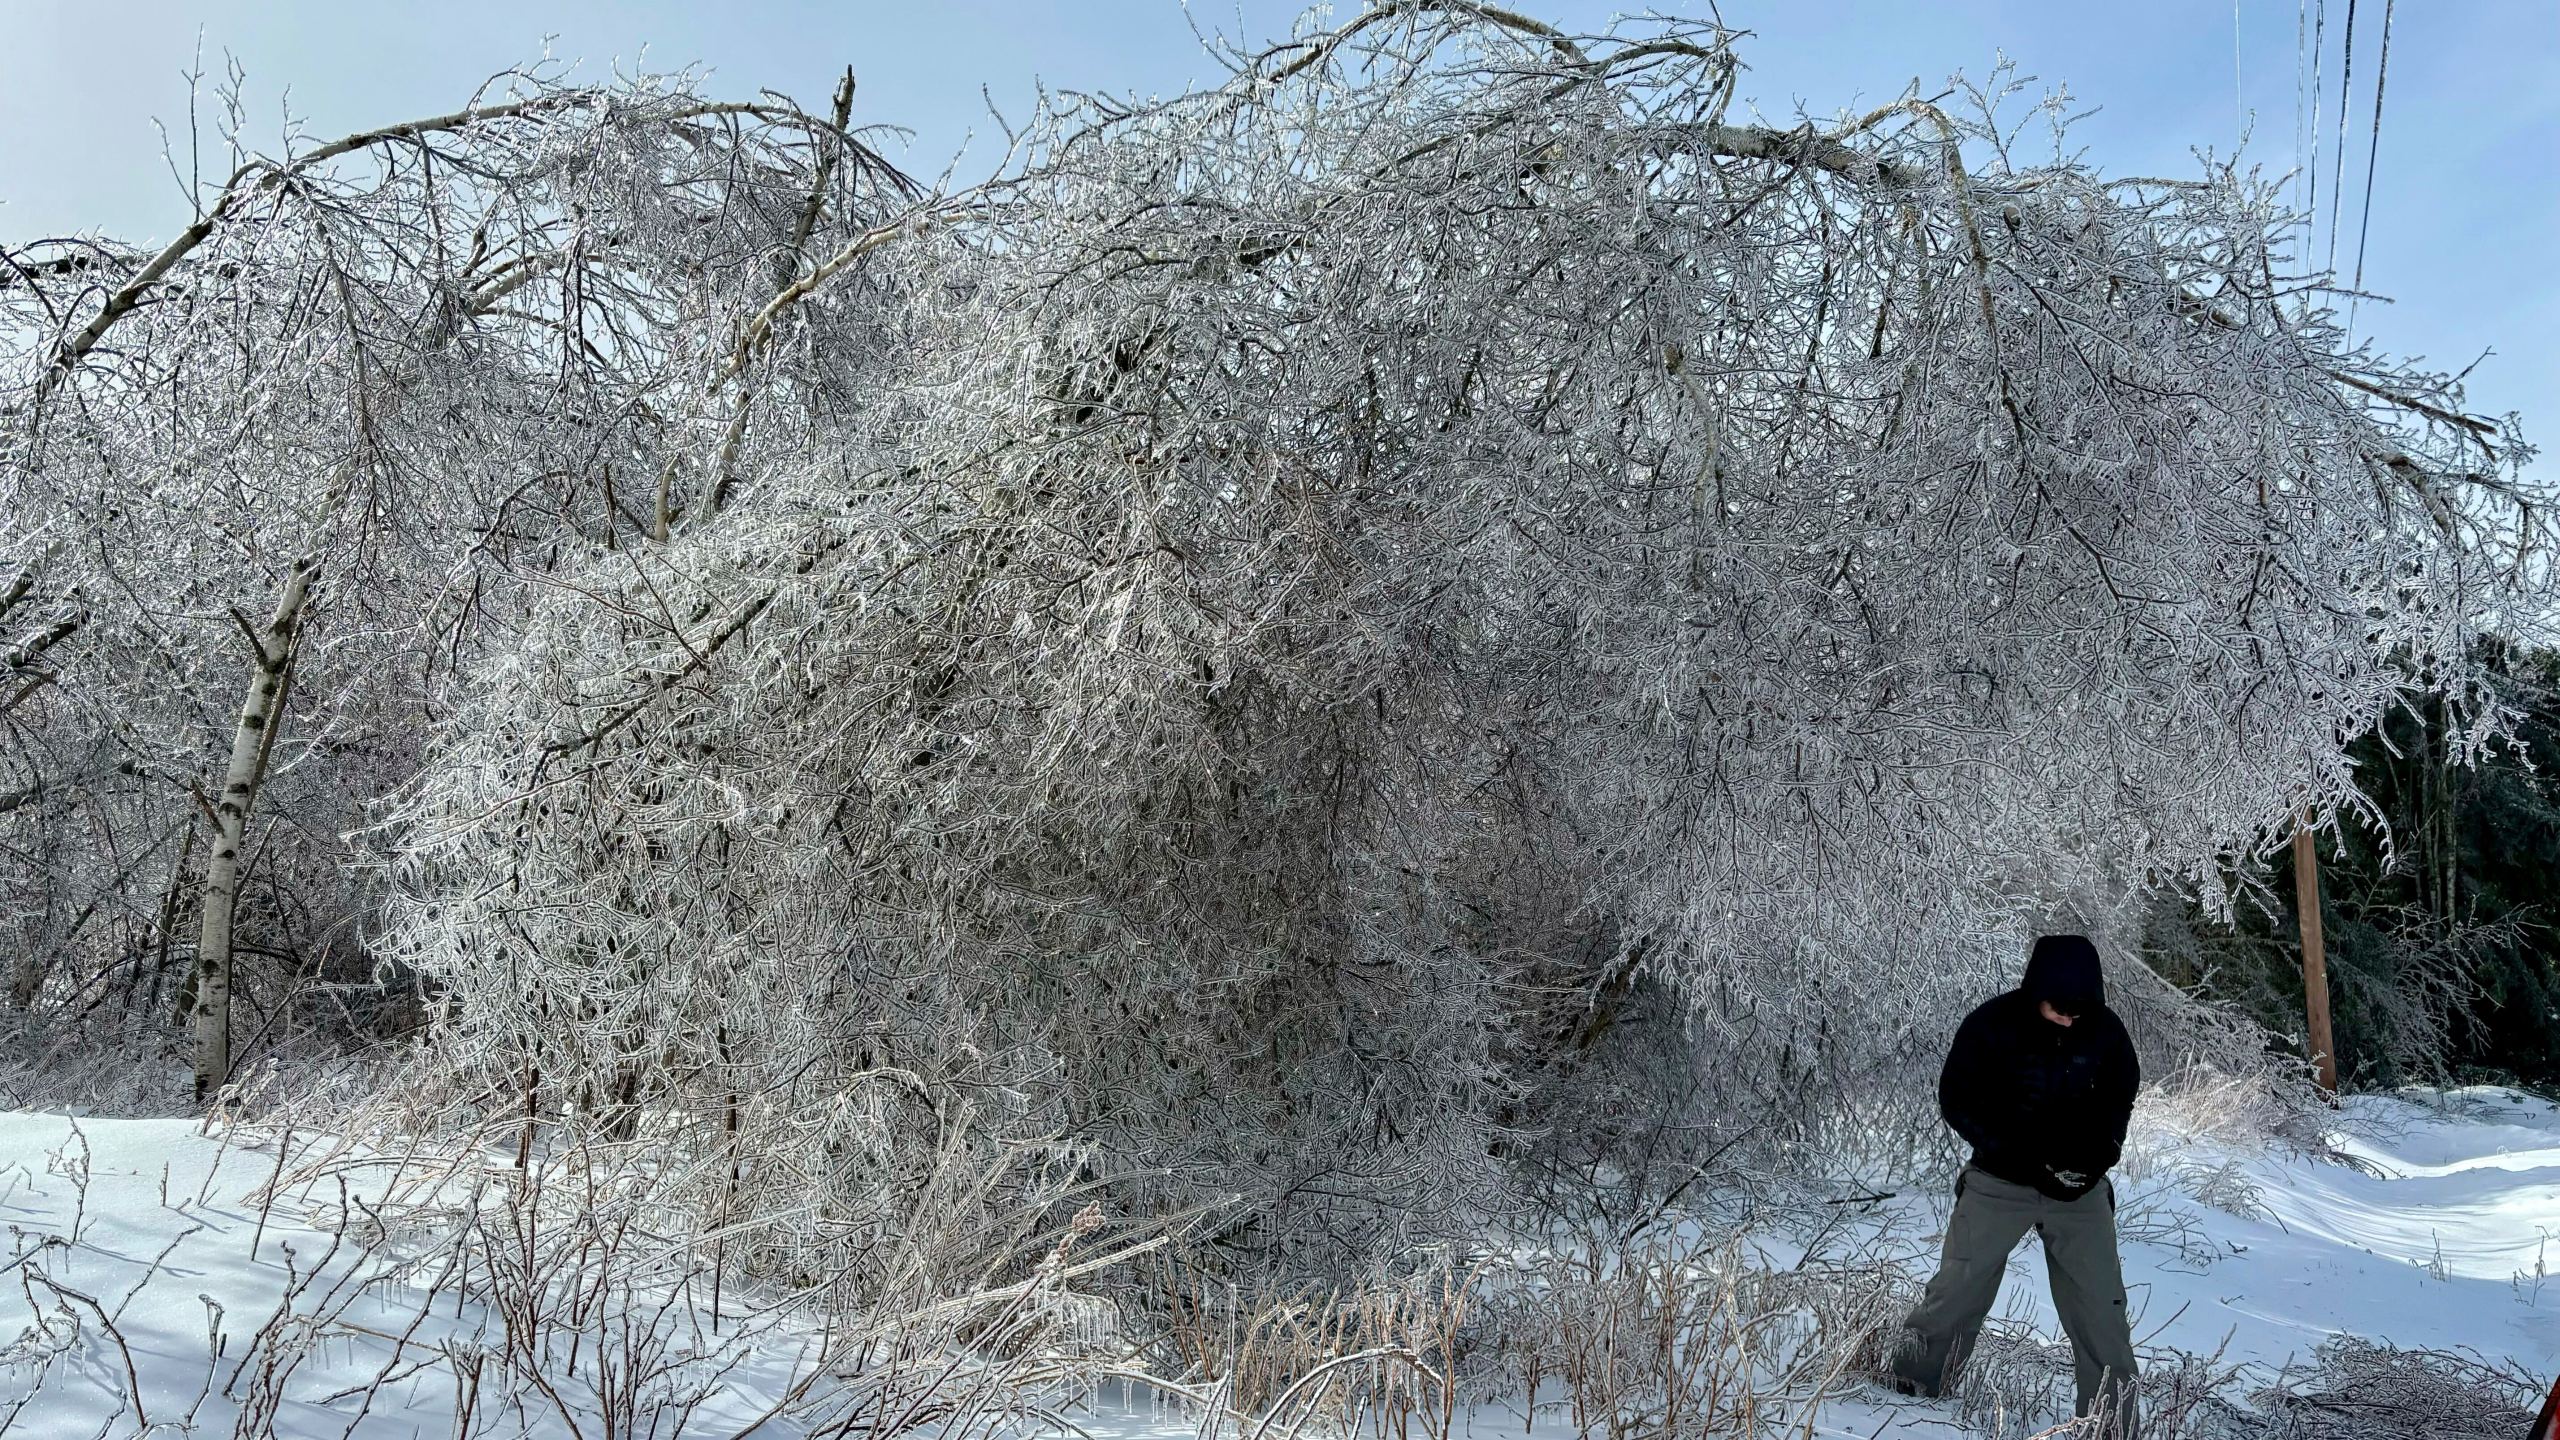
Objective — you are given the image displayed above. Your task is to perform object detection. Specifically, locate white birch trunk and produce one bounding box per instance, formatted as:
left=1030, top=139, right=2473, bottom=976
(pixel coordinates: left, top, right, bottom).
left=191, top=559, right=316, bottom=1100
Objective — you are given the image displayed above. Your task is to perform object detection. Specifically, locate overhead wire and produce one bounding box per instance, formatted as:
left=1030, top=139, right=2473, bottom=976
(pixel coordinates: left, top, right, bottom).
left=2325, top=0, right=2357, bottom=273
left=2234, top=0, right=2246, bottom=143
left=2304, top=0, right=2324, bottom=233
left=2350, top=0, right=2396, bottom=306
left=2308, top=0, right=2327, bottom=253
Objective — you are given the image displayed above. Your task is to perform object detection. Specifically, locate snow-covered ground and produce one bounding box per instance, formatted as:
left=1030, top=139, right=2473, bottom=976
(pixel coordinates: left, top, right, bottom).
left=5, top=1091, right=2556, bottom=1438
left=0, top=1114, right=899, bottom=1439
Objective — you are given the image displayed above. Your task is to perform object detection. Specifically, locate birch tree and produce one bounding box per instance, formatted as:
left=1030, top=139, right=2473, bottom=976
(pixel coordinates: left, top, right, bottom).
left=189, top=556, right=313, bottom=1096
left=0, top=63, right=914, bottom=1095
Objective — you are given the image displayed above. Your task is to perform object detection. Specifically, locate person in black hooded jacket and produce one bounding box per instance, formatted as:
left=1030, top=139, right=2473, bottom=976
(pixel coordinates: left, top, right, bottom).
left=1888, top=935, right=2143, bottom=1437
left=1941, top=934, right=2142, bottom=1200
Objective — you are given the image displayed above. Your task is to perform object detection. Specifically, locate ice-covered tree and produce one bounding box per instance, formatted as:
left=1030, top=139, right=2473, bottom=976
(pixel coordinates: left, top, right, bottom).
left=371, top=6, right=2548, bottom=1284
left=5, top=3, right=2546, bottom=1289
left=0, top=63, right=912, bottom=1096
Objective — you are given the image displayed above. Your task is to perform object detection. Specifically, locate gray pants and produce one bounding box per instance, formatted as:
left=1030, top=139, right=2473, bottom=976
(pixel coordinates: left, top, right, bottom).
left=1890, top=1165, right=2140, bottom=1437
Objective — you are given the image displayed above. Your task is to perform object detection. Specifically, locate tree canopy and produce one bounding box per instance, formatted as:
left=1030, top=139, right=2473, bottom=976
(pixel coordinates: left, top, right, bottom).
left=2, top=5, right=2547, bottom=1281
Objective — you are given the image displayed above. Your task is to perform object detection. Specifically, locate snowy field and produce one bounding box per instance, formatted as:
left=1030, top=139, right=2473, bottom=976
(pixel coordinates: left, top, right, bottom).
left=3, top=1091, right=2555, bottom=1438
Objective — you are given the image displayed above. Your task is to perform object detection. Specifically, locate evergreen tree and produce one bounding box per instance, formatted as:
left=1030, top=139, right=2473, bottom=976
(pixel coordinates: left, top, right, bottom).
left=2151, top=644, right=2560, bottom=1088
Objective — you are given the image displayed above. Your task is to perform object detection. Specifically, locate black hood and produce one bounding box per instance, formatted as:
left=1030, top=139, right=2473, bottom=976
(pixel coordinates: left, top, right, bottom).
left=2022, top=934, right=2105, bottom=1010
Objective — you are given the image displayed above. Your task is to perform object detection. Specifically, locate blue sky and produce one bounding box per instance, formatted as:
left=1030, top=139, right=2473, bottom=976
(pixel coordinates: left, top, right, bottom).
left=5, top=2, right=2552, bottom=459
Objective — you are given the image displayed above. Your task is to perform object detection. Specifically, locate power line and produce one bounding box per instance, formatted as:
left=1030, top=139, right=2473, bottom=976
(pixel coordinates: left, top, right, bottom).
left=2308, top=0, right=2327, bottom=249
left=2325, top=0, right=2357, bottom=273
left=2235, top=0, right=2246, bottom=142
left=2349, top=0, right=2396, bottom=323
left=2304, top=0, right=2324, bottom=229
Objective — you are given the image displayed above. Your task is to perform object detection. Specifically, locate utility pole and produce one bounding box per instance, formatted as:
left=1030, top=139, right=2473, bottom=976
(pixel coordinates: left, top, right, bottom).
left=2292, top=813, right=2339, bottom=1096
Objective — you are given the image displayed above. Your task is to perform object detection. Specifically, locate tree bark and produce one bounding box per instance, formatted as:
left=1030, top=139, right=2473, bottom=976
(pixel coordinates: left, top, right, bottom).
left=191, top=559, right=316, bottom=1101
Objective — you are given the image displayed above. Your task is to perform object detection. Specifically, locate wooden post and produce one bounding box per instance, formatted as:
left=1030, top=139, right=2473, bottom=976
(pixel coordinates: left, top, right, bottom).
left=2292, top=815, right=2339, bottom=1096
